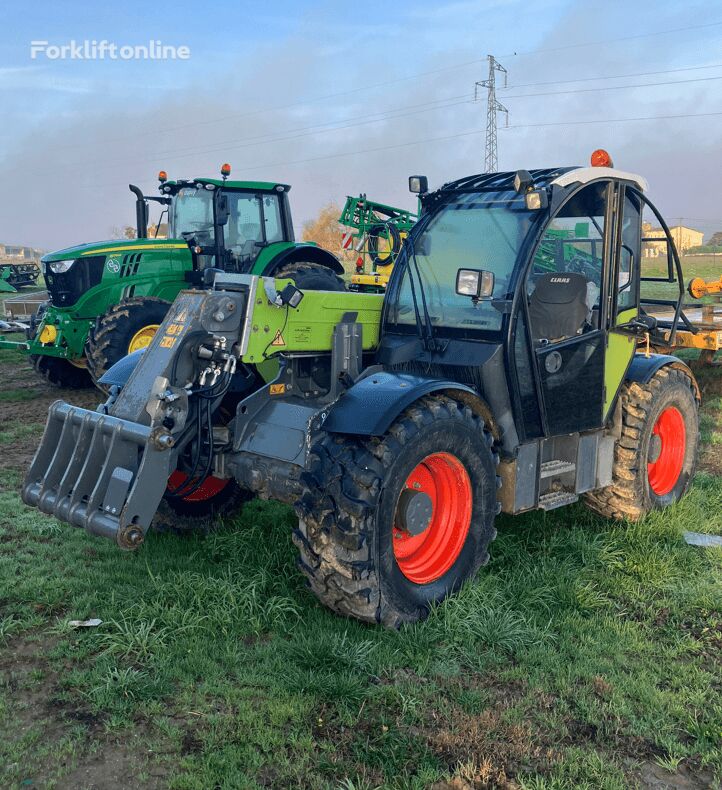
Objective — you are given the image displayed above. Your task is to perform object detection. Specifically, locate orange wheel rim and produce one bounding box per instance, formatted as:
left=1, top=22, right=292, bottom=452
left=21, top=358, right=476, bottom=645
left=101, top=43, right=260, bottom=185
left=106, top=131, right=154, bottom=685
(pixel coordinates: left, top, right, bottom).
left=168, top=470, right=230, bottom=502
left=392, top=452, right=472, bottom=584
left=647, top=406, right=686, bottom=496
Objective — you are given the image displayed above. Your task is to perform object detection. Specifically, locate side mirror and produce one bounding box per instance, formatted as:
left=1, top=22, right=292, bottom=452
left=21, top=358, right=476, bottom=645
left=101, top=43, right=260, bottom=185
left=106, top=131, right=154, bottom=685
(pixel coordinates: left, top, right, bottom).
left=409, top=175, right=428, bottom=194
left=456, top=268, right=495, bottom=300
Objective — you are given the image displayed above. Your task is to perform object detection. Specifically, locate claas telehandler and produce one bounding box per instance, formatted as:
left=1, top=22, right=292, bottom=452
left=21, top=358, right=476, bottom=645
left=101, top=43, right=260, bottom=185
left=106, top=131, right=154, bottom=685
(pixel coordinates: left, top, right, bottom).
left=23, top=153, right=700, bottom=626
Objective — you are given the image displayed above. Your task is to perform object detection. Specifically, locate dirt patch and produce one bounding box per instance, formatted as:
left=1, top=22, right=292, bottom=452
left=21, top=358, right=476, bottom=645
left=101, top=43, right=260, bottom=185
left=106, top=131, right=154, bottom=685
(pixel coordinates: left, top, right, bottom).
left=0, top=633, right=169, bottom=789
left=0, top=355, right=99, bottom=475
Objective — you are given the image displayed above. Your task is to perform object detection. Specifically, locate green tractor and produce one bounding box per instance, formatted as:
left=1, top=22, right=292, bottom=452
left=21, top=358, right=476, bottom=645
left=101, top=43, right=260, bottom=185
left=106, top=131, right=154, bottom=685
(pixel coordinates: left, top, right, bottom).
left=0, top=164, right=344, bottom=388
left=23, top=156, right=700, bottom=626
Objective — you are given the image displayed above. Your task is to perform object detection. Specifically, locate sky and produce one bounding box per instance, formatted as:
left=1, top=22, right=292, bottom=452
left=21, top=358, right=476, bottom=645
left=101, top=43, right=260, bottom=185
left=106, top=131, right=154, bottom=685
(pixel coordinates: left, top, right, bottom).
left=0, top=0, right=720, bottom=249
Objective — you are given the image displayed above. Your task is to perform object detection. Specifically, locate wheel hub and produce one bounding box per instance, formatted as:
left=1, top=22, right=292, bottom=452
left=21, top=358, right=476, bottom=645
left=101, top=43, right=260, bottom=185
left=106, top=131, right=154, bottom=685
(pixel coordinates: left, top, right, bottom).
left=128, top=324, right=160, bottom=353
left=396, top=489, right=433, bottom=536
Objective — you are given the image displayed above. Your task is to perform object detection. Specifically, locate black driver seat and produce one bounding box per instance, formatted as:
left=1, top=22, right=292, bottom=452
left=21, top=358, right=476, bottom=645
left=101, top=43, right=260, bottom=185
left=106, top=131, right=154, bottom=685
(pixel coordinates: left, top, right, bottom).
left=529, top=271, right=590, bottom=342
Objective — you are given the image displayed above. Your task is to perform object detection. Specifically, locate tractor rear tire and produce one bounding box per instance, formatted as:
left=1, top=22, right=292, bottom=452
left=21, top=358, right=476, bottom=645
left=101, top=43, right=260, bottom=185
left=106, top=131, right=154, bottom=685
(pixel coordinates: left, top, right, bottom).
left=274, top=262, right=346, bottom=291
left=294, top=395, right=499, bottom=627
left=31, top=355, right=92, bottom=389
left=86, top=296, right=171, bottom=385
left=584, top=366, right=698, bottom=520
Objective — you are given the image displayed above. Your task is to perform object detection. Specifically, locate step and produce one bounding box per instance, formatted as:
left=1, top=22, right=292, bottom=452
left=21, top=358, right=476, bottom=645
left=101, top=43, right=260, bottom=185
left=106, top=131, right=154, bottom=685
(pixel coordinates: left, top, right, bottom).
left=538, top=490, right=579, bottom=511
left=539, top=459, right=576, bottom=479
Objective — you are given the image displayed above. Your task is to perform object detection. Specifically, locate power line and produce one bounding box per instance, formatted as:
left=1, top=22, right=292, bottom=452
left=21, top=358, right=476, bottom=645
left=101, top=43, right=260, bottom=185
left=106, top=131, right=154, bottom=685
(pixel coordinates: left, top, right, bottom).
left=501, top=61, right=722, bottom=90
left=497, top=20, right=722, bottom=59
left=502, top=73, right=722, bottom=99
left=74, top=108, right=722, bottom=191
left=41, top=22, right=722, bottom=151
left=504, top=110, right=722, bottom=129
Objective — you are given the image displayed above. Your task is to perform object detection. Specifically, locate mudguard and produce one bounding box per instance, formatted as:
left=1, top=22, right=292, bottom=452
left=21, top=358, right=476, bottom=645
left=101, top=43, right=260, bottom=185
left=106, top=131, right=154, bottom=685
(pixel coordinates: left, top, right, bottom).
left=98, top=348, right=145, bottom=388
left=322, top=371, right=478, bottom=436
left=262, top=243, right=344, bottom=275
left=626, top=353, right=700, bottom=401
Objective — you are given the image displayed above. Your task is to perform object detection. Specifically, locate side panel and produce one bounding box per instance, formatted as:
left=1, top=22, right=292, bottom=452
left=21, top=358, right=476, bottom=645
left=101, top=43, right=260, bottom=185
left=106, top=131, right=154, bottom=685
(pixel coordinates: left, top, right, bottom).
left=604, top=306, right=637, bottom=418
left=241, top=287, right=384, bottom=365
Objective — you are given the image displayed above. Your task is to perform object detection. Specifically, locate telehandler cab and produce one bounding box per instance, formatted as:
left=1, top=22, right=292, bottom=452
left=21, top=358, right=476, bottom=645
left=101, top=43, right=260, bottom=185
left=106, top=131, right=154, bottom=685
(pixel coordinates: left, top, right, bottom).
left=23, top=153, right=700, bottom=626
left=0, top=164, right=344, bottom=388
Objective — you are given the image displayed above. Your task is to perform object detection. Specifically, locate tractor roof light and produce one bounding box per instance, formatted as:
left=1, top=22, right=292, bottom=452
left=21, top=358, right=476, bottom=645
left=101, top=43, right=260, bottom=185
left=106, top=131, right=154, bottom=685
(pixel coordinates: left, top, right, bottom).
left=221, top=163, right=231, bottom=180
left=158, top=170, right=168, bottom=183
left=513, top=169, right=534, bottom=194
left=591, top=149, right=614, bottom=168
left=409, top=175, right=428, bottom=194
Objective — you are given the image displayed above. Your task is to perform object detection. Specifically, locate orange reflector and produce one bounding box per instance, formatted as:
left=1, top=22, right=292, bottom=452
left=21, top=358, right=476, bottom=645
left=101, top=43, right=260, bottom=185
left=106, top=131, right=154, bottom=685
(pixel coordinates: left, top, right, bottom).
left=158, top=170, right=168, bottom=182
left=221, top=163, right=231, bottom=177
left=590, top=149, right=613, bottom=168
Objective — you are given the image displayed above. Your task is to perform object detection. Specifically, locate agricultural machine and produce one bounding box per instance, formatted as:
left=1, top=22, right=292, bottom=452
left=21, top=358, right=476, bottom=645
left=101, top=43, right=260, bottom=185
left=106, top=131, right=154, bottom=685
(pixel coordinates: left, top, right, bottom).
left=0, top=165, right=344, bottom=388
left=0, top=260, right=40, bottom=292
left=339, top=194, right=418, bottom=291
left=23, top=154, right=700, bottom=626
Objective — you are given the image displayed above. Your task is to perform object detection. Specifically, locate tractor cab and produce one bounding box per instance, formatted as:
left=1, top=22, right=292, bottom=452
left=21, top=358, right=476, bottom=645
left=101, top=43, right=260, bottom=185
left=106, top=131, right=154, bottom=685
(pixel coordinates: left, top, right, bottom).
left=132, top=165, right=294, bottom=277
left=382, top=152, right=686, bottom=445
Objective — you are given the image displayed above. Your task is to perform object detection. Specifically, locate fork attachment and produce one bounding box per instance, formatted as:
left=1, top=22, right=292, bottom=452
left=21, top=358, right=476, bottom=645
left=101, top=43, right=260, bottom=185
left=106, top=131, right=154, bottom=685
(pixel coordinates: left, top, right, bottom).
left=22, top=401, right=176, bottom=549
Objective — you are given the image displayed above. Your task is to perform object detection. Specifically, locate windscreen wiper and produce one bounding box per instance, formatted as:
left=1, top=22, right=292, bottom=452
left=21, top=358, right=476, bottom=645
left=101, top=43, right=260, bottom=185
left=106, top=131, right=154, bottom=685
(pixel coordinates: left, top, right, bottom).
left=406, top=233, right=440, bottom=352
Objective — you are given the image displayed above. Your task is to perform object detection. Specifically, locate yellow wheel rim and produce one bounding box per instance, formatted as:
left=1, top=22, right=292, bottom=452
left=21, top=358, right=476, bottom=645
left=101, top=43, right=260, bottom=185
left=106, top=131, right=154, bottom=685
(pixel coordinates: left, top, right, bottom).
left=128, top=324, right=160, bottom=353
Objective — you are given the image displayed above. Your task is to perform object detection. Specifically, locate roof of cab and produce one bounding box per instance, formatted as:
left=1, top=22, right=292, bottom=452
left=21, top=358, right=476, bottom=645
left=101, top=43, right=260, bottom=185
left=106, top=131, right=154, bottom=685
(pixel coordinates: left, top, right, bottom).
left=550, top=166, right=648, bottom=192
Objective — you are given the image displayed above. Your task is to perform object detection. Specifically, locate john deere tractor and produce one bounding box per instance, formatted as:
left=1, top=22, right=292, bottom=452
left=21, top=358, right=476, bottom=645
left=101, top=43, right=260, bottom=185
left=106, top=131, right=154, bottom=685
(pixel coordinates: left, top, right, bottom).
left=23, top=154, right=700, bottom=626
left=0, top=165, right=344, bottom=388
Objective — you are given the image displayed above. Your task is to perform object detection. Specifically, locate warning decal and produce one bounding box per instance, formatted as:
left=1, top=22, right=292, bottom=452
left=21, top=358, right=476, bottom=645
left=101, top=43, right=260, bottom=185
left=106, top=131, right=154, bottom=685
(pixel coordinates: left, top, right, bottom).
left=271, top=329, right=286, bottom=346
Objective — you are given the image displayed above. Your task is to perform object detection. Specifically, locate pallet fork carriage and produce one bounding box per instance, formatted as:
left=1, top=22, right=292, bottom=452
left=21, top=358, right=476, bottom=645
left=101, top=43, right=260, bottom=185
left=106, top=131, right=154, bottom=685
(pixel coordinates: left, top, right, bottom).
left=23, top=153, right=700, bottom=626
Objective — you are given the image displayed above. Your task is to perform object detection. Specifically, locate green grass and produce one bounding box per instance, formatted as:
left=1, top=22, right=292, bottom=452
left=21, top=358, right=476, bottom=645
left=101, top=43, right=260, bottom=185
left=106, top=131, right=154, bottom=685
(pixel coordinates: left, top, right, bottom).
left=0, top=472, right=720, bottom=787
left=0, top=283, right=721, bottom=786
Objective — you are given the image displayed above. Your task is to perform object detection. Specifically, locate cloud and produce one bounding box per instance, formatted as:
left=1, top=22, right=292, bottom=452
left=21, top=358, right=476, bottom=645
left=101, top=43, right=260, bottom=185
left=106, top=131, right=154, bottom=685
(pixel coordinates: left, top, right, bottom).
left=0, top=0, right=720, bottom=249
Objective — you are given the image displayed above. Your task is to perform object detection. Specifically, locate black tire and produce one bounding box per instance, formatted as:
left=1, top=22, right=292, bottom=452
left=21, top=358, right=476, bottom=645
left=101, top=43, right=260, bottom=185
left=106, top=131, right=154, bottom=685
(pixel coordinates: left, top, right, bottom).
left=367, top=223, right=402, bottom=267
left=154, top=476, right=253, bottom=533
left=86, top=296, right=171, bottom=384
left=294, top=395, right=499, bottom=627
left=30, top=354, right=92, bottom=389
left=273, top=261, right=346, bottom=291
left=584, top=366, right=699, bottom=520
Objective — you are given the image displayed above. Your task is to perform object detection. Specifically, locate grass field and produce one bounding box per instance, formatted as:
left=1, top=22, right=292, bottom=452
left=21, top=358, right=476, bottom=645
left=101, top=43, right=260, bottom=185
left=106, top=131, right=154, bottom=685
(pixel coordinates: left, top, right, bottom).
left=0, top=284, right=721, bottom=789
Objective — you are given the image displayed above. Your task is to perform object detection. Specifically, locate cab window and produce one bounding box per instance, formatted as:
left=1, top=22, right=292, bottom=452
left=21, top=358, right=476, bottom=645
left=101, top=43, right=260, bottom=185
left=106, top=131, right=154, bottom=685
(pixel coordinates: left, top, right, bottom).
left=528, top=182, right=607, bottom=343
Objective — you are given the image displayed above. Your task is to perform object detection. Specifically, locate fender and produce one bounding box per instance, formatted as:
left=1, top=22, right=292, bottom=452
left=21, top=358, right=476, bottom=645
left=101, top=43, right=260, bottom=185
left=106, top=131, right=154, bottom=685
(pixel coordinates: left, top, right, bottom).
left=321, top=371, right=479, bottom=436
left=261, top=243, right=344, bottom=276
left=98, top=348, right=145, bottom=388
left=626, top=352, right=700, bottom=401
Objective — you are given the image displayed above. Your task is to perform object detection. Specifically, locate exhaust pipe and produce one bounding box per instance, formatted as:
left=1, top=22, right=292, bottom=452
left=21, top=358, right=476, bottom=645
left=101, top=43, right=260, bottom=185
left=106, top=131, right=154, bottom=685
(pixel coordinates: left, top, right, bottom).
left=129, top=184, right=148, bottom=239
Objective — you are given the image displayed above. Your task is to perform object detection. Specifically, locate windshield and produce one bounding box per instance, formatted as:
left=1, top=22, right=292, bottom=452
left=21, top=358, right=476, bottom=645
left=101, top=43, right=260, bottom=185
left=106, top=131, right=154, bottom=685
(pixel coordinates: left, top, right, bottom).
left=388, top=191, right=539, bottom=335
left=170, top=187, right=215, bottom=240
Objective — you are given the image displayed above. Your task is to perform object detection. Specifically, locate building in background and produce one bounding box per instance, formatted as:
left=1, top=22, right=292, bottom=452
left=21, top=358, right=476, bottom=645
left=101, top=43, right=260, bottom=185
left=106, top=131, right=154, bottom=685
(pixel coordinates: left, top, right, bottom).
left=642, top=223, right=704, bottom=257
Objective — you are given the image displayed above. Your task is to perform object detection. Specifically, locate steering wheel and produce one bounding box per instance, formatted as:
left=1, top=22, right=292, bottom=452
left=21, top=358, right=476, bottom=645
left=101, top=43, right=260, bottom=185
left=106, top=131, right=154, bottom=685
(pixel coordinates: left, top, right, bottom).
left=566, top=255, right=601, bottom=286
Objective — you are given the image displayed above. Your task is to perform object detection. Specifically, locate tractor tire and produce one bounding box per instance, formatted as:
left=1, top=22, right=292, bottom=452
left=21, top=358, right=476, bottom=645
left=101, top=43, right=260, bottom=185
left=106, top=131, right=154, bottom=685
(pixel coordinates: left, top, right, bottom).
left=294, top=395, right=499, bottom=627
left=273, top=261, right=346, bottom=291
left=86, top=296, right=171, bottom=385
left=31, top=354, right=92, bottom=389
left=154, top=473, right=253, bottom=533
left=584, top=366, right=698, bottom=520
left=368, top=223, right=402, bottom=266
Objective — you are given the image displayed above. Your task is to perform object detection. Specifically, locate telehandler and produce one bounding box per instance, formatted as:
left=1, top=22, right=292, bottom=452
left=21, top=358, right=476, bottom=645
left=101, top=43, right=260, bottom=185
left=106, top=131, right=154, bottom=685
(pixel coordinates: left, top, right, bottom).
left=0, top=165, right=344, bottom=388
left=23, top=153, right=700, bottom=626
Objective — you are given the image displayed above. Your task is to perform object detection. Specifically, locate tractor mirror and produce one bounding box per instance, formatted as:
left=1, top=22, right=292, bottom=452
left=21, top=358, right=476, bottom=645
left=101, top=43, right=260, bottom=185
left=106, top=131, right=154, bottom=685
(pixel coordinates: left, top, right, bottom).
left=409, top=175, right=428, bottom=194
left=456, top=268, right=494, bottom=300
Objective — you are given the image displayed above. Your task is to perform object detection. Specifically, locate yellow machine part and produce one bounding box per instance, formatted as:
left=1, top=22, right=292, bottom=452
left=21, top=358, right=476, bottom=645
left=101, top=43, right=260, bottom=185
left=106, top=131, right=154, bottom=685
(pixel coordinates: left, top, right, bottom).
left=688, top=275, right=722, bottom=299
left=38, top=324, right=57, bottom=344
left=351, top=272, right=390, bottom=288
left=128, top=324, right=160, bottom=353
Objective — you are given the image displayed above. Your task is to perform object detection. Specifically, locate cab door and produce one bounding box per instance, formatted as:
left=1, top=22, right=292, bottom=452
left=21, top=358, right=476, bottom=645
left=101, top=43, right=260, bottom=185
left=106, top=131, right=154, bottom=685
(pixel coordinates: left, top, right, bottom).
left=603, top=186, right=641, bottom=419
left=524, top=181, right=613, bottom=436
